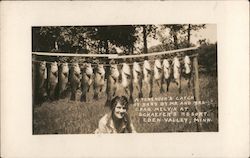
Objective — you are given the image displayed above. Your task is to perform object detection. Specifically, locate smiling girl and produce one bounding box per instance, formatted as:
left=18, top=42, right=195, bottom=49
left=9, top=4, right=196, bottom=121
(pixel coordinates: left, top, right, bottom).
left=95, top=96, right=136, bottom=134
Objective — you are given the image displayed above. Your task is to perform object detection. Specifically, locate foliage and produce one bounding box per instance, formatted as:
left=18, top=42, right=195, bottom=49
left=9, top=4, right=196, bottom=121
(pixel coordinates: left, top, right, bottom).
left=197, top=41, right=217, bottom=74
left=157, top=24, right=206, bottom=50
left=33, top=24, right=210, bottom=63
left=33, top=26, right=138, bottom=53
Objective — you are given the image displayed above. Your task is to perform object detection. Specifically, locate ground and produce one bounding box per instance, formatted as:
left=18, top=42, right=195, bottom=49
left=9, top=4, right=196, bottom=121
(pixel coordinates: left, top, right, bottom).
left=33, top=73, right=218, bottom=134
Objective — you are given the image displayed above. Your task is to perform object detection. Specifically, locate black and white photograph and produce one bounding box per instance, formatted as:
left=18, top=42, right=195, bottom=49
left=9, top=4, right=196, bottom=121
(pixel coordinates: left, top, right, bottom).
left=1, top=1, right=249, bottom=157
left=32, top=24, right=218, bottom=134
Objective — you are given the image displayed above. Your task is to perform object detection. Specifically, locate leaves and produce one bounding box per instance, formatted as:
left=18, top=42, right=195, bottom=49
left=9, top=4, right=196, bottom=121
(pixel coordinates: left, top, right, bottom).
left=33, top=24, right=209, bottom=63
left=198, top=42, right=217, bottom=74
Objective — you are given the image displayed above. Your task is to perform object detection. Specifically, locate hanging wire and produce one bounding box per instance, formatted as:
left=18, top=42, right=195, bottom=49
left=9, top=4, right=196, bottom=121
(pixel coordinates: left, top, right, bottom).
left=32, top=47, right=198, bottom=67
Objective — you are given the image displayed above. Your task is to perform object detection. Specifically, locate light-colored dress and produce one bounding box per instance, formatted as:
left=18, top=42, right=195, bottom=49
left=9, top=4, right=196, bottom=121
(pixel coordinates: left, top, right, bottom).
left=95, top=113, right=136, bottom=134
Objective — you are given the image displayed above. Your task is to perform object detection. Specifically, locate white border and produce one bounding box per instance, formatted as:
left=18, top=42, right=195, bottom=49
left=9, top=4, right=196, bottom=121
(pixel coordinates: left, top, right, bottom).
left=1, top=1, right=249, bottom=157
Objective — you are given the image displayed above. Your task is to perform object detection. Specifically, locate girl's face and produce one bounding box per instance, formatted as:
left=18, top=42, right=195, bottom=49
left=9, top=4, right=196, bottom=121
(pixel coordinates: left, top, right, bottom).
left=113, top=102, right=127, bottom=119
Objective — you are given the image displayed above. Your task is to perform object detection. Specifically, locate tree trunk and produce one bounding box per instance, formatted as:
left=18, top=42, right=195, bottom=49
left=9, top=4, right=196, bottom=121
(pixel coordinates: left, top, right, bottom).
left=187, top=24, right=191, bottom=47
left=128, top=46, right=134, bottom=63
left=143, top=25, right=148, bottom=60
left=173, top=32, right=178, bottom=49
left=104, top=40, right=109, bottom=64
left=98, top=40, right=102, bottom=54
left=104, top=40, right=109, bottom=54
left=55, top=41, right=58, bottom=51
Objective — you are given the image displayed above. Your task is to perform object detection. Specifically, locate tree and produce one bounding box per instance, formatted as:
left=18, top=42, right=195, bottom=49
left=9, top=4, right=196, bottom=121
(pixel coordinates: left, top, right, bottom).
left=166, top=25, right=186, bottom=49
left=157, top=24, right=206, bottom=51
left=186, top=24, right=206, bottom=46
left=33, top=25, right=139, bottom=55
left=86, top=25, right=138, bottom=55
left=32, top=26, right=91, bottom=53
left=139, top=25, right=158, bottom=59
left=157, top=24, right=186, bottom=51
left=142, top=25, right=148, bottom=55
left=197, top=40, right=217, bottom=74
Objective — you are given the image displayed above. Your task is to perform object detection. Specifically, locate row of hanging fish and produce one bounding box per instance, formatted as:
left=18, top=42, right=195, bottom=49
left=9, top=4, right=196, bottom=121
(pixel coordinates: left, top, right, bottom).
left=33, top=56, right=193, bottom=105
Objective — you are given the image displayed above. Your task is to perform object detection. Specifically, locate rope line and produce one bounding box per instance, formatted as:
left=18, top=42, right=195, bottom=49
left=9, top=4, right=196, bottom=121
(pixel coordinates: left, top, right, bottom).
left=32, top=52, right=118, bottom=58
left=32, top=59, right=148, bottom=66
left=32, top=47, right=198, bottom=59
left=32, top=54, right=198, bottom=67
left=32, top=47, right=199, bottom=67
left=109, top=47, right=198, bottom=59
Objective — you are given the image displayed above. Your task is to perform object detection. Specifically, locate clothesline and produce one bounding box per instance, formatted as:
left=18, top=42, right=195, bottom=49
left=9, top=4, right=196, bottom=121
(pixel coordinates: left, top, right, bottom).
left=32, top=47, right=198, bottom=59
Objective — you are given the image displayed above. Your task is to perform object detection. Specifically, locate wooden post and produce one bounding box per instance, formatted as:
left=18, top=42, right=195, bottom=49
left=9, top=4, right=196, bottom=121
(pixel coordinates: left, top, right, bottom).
left=143, top=25, right=148, bottom=60
left=192, top=54, right=203, bottom=131
left=193, top=55, right=200, bottom=101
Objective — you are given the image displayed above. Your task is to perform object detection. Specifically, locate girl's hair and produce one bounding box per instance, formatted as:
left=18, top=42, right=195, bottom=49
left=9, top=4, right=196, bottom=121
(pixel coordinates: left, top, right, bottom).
left=110, top=96, right=129, bottom=111
left=110, top=96, right=133, bottom=133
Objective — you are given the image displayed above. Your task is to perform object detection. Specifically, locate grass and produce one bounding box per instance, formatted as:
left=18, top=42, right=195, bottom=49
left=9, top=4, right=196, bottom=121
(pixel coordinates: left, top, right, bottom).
left=33, top=72, right=218, bottom=134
